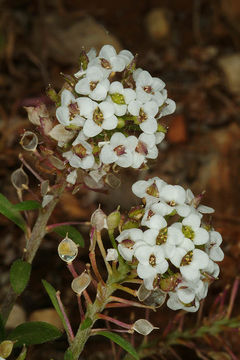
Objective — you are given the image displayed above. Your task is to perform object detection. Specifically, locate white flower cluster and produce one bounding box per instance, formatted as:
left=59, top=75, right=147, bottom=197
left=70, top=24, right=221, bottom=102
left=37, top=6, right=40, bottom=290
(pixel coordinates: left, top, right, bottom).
left=52, top=45, right=176, bottom=185
left=116, top=177, right=224, bottom=312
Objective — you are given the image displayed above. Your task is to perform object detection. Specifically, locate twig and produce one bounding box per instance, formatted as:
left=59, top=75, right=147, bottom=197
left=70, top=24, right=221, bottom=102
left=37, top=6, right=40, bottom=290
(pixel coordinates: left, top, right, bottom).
left=56, top=291, right=75, bottom=342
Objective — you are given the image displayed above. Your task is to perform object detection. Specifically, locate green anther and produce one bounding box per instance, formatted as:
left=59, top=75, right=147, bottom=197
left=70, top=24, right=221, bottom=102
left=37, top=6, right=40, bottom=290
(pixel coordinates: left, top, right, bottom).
left=156, top=227, right=168, bottom=245
left=180, top=250, right=193, bottom=266
left=182, top=225, right=195, bottom=240
left=93, top=107, right=104, bottom=126
left=157, top=124, right=167, bottom=133
left=146, top=182, right=159, bottom=197
left=110, top=93, right=126, bottom=105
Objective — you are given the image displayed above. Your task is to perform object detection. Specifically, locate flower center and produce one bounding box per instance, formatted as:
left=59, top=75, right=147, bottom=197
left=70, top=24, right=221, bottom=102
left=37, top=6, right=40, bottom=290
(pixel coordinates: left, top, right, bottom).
left=73, top=144, right=87, bottom=158
left=180, top=251, right=193, bottom=266
left=146, top=182, right=159, bottom=197
left=110, top=93, right=126, bottom=105
left=93, top=107, right=104, bottom=126
left=143, top=85, right=154, bottom=94
left=146, top=209, right=154, bottom=220
left=68, top=102, right=79, bottom=120
left=100, top=58, right=111, bottom=69
left=167, top=200, right=176, bottom=207
left=90, top=81, right=99, bottom=91
left=114, top=145, right=126, bottom=156
left=135, top=141, right=148, bottom=155
left=182, top=225, right=195, bottom=240
left=149, top=254, right=156, bottom=267
left=156, top=227, right=168, bottom=245
left=121, top=239, right=135, bottom=249
left=138, top=108, right=147, bottom=123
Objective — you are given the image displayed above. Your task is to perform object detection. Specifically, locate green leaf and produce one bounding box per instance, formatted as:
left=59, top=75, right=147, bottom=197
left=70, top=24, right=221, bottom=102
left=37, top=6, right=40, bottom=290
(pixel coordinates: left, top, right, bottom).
left=0, top=193, right=26, bottom=232
left=64, top=349, right=73, bottom=360
left=13, top=200, right=41, bottom=211
left=15, top=346, right=27, bottom=360
left=97, top=331, right=139, bottom=360
left=53, top=225, right=84, bottom=247
left=0, top=314, right=5, bottom=341
left=10, top=260, right=31, bottom=295
left=80, top=317, right=92, bottom=330
left=7, top=321, right=62, bottom=347
left=42, top=280, right=68, bottom=334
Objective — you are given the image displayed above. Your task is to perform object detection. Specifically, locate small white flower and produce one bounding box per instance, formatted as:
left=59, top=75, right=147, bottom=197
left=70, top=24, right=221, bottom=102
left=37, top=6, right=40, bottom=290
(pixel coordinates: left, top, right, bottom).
left=100, top=132, right=137, bottom=168
left=63, top=134, right=95, bottom=169
left=141, top=209, right=167, bottom=229
left=155, top=132, right=165, bottom=144
left=167, top=292, right=200, bottom=312
left=98, top=45, right=126, bottom=73
left=180, top=249, right=209, bottom=282
left=186, top=189, right=214, bottom=216
left=106, top=248, right=118, bottom=262
left=118, top=49, right=134, bottom=66
left=182, top=214, right=209, bottom=245
left=83, top=101, right=118, bottom=137
left=159, top=98, right=176, bottom=117
left=108, top=81, right=136, bottom=116
left=202, top=259, right=220, bottom=279
left=128, top=100, right=159, bottom=134
left=75, top=66, right=110, bottom=101
left=205, top=230, right=224, bottom=262
left=66, top=170, right=78, bottom=184
left=116, top=229, right=143, bottom=261
left=132, top=133, right=158, bottom=169
left=135, top=70, right=165, bottom=104
left=48, top=124, right=75, bottom=146
left=132, top=177, right=166, bottom=206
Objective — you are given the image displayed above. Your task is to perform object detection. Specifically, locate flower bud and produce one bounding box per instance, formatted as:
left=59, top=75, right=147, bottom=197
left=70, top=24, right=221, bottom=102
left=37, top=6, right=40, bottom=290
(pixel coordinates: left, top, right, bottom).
left=107, top=208, right=121, bottom=232
left=78, top=49, right=89, bottom=71
left=132, top=319, right=158, bottom=336
left=122, top=219, right=139, bottom=231
left=20, top=131, right=38, bottom=152
left=0, top=340, right=14, bottom=358
left=24, top=104, right=48, bottom=126
left=11, top=167, right=29, bottom=191
left=91, top=207, right=107, bottom=231
left=71, top=272, right=91, bottom=295
left=46, top=85, right=60, bottom=104
left=58, top=235, right=78, bottom=263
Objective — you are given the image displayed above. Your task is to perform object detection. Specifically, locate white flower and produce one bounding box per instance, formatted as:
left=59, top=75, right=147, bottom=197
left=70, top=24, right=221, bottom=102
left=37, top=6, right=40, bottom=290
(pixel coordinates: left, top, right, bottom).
left=182, top=214, right=209, bottom=245
left=167, top=292, right=200, bottom=312
left=106, top=248, right=118, bottom=261
left=75, top=66, right=109, bottom=101
left=135, top=70, right=165, bottom=104
left=202, top=259, right=220, bottom=279
left=118, top=49, right=134, bottom=66
left=155, top=132, right=165, bottom=144
left=116, top=229, right=143, bottom=261
left=205, top=230, right=224, bottom=262
left=135, top=244, right=169, bottom=289
left=98, top=45, right=127, bottom=73
left=128, top=100, right=159, bottom=134
left=63, top=133, right=95, bottom=169
left=66, top=170, right=78, bottom=184
left=186, top=189, right=214, bottom=216
left=100, top=132, right=137, bottom=168
left=141, top=209, right=167, bottom=229
left=56, top=89, right=93, bottom=127
left=108, top=81, right=136, bottom=116
left=179, top=249, right=209, bottom=281
left=132, top=177, right=166, bottom=206
left=74, top=48, right=97, bottom=78
left=132, top=133, right=158, bottom=169
left=83, top=101, right=118, bottom=137
left=159, top=98, right=176, bottom=117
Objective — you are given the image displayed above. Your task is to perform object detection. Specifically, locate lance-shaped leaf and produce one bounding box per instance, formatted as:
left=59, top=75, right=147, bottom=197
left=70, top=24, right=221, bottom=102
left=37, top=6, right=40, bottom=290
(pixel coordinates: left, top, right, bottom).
left=10, top=260, right=31, bottom=295
left=7, top=322, right=62, bottom=347
left=97, top=331, right=139, bottom=360
left=53, top=225, right=84, bottom=247
left=0, top=194, right=26, bottom=232
left=13, top=200, right=41, bottom=211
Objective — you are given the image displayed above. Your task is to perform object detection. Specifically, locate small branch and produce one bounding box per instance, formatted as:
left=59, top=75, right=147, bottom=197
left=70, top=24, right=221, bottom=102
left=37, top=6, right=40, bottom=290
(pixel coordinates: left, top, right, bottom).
left=19, top=153, right=44, bottom=183
left=226, top=277, right=239, bottom=319
left=109, top=296, right=155, bottom=310
left=96, top=313, right=132, bottom=330
left=77, top=294, right=85, bottom=322
left=113, top=284, right=137, bottom=297
left=46, top=221, right=91, bottom=232
left=56, top=291, right=75, bottom=343
left=96, top=230, right=113, bottom=275
left=83, top=290, right=92, bottom=305
left=67, top=262, right=78, bottom=278
left=91, top=328, right=130, bottom=334
left=89, top=251, right=105, bottom=285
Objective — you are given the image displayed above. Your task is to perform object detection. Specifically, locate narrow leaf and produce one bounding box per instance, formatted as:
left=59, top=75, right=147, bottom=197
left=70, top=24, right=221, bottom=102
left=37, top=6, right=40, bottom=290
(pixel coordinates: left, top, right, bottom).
left=13, top=200, right=41, bottom=211
left=10, top=260, right=31, bottom=295
left=42, top=280, right=68, bottom=334
left=97, top=331, right=139, bottom=360
left=53, top=225, right=84, bottom=247
left=64, top=349, right=73, bottom=360
left=80, top=317, right=92, bottom=330
left=15, top=346, right=27, bottom=360
left=7, top=321, right=62, bottom=347
left=0, top=193, right=26, bottom=232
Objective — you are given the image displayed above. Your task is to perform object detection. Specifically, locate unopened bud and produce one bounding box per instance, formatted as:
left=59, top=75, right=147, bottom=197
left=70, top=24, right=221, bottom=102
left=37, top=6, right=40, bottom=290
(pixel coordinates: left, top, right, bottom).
left=20, top=131, right=38, bottom=152
left=91, top=207, right=107, bottom=231
left=106, top=248, right=118, bottom=262
left=11, top=167, right=29, bottom=191
left=122, top=219, right=139, bottom=231
left=160, top=273, right=181, bottom=292
left=24, top=104, right=48, bottom=126
left=46, top=85, right=60, bottom=104
left=128, top=205, right=145, bottom=221
left=58, top=235, right=78, bottom=263
left=107, top=208, right=121, bottom=232
left=117, top=117, right=125, bottom=128
left=0, top=340, right=14, bottom=358
left=132, top=319, right=158, bottom=336
left=71, top=272, right=91, bottom=295
left=79, top=49, right=89, bottom=71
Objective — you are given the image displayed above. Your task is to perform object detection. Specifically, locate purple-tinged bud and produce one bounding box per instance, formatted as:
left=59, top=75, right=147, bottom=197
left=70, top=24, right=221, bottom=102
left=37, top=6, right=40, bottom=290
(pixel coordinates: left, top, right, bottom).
left=132, top=319, right=158, bottom=336
left=46, top=85, right=60, bottom=104
left=91, top=206, right=107, bottom=231
left=160, top=273, right=181, bottom=292
left=24, top=104, right=48, bottom=126
left=20, top=131, right=38, bottom=152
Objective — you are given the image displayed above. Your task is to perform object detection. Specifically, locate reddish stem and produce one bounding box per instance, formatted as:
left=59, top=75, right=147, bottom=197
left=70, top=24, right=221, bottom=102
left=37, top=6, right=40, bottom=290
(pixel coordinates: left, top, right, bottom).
left=67, top=262, right=78, bottom=278
left=46, top=221, right=91, bottom=232
left=97, top=313, right=132, bottom=330
left=77, top=294, right=85, bottom=322
left=56, top=291, right=75, bottom=342
left=226, top=277, right=239, bottom=319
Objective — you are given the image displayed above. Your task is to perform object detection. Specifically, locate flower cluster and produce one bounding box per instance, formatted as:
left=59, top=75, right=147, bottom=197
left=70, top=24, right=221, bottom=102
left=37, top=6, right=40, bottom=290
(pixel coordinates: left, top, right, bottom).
left=115, top=177, right=224, bottom=312
left=50, top=45, right=175, bottom=185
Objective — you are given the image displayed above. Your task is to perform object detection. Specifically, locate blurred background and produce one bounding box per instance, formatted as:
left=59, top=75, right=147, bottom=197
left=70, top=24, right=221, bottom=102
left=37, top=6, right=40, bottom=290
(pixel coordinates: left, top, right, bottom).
left=0, top=0, right=240, bottom=359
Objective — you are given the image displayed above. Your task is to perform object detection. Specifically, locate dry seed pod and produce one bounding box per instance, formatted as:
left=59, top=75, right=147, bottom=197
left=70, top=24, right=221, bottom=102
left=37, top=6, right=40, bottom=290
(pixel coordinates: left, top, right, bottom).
left=71, top=272, right=91, bottom=295
left=105, top=173, right=121, bottom=189
left=20, top=131, right=38, bottom=152
left=137, top=283, right=152, bottom=302
left=40, top=180, right=50, bottom=196
left=132, top=319, right=158, bottom=336
left=11, top=167, right=29, bottom=191
left=58, top=236, right=78, bottom=263
left=49, top=156, right=65, bottom=170
left=143, top=289, right=166, bottom=308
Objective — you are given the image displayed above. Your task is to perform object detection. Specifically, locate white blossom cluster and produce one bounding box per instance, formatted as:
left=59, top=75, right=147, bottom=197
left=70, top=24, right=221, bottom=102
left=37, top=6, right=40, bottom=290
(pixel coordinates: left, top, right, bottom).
left=115, top=177, right=224, bottom=312
left=51, top=45, right=176, bottom=185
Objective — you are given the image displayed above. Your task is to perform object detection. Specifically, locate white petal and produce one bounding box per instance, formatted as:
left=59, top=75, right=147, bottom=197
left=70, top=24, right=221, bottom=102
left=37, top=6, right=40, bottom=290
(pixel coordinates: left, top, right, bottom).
left=61, top=89, right=75, bottom=106
left=75, top=78, right=90, bottom=95
left=83, top=120, right=101, bottom=137
left=56, top=106, right=70, bottom=126
left=100, top=145, right=117, bottom=164
left=102, top=115, right=118, bottom=130
left=193, top=228, right=209, bottom=245
left=139, top=117, right=157, bottom=134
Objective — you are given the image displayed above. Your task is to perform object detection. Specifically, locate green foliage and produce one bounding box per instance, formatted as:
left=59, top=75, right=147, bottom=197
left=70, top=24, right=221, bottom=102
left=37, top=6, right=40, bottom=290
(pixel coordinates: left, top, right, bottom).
left=0, top=194, right=26, bottom=232
left=53, top=225, right=84, bottom=247
left=80, top=318, right=92, bottom=330
left=15, top=346, right=27, bottom=360
left=7, top=322, right=62, bottom=347
left=10, top=260, right=31, bottom=295
left=97, top=331, right=139, bottom=360
left=64, top=349, right=74, bottom=360
left=13, top=200, right=41, bottom=211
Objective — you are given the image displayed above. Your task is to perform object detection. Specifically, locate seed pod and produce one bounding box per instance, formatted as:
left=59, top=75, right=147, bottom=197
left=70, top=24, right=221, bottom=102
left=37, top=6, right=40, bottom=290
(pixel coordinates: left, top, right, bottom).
left=20, top=131, right=38, bottom=152
left=40, top=180, right=50, bottom=196
left=137, top=283, right=151, bottom=302
left=71, top=272, right=91, bottom=295
left=105, top=173, right=121, bottom=189
left=143, top=289, right=167, bottom=308
left=49, top=156, right=65, bottom=170
left=58, top=235, right=78, bottom=263
left=132, top=319, right=158, bottom=336
left=0, top=340, right=14, bottom=358
left=11, top=167, right=29, bottom=191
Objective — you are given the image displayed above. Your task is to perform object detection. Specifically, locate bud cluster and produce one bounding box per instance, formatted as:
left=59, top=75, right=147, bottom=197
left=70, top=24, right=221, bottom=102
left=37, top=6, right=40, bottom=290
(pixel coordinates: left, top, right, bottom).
left=115, top=176, right=224, bottom=312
